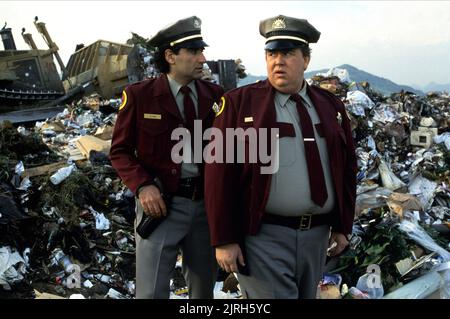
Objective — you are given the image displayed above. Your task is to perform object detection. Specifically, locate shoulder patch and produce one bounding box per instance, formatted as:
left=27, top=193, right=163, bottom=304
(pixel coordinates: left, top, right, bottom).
left=213, top=96, right=226, bottom=117
left=118, top=90, right=128, bottom=111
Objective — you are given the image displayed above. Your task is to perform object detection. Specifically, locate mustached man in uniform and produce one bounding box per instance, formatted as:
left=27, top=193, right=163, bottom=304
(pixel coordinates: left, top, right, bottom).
left=110, top=16, right=224, bottom=299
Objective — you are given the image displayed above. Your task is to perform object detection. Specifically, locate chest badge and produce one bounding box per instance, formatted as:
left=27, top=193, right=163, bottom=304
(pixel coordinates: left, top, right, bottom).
left=144, top=113, right=162, bottom=120
left=336, top=112, right=342, bottom=126
left=213, top=97, right=226, bottom=117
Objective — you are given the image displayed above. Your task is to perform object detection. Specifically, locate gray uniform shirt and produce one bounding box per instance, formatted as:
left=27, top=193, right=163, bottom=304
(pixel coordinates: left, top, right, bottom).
left=265, top=82, right=336, bottom=216
left=167, top=75, right=199, bottom=178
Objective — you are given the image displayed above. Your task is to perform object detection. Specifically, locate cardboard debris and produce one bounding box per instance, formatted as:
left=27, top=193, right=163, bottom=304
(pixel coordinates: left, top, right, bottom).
left=395, top=258, right=415, bottom=276
left=24, top=161, right=68, bottom=178
left=94, top=126, right=114, bottom=140
left=34, top=289, right=65, bottom=299
left=68, top=148, right=86, bottom=162
left=387, top=192, right=424, bottom=218
left=75, top=136, right=111, bottom=159
left=40, top=121, right=66, bottom=133
left=320, top=83, right=338, bottom=94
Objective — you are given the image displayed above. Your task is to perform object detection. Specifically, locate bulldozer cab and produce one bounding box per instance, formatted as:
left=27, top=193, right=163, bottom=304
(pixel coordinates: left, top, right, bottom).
left=63, top=40, right=133, bottom=99
left=1, top=22, right=65, bottom=110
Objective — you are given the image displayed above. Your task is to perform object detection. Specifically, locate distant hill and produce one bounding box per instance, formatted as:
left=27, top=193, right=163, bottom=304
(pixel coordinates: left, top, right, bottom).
left=305, top=64, right=424, bottom=96
left=412, top=82, right=450, bottom=93
left=238, top=65, right=429, bottom=96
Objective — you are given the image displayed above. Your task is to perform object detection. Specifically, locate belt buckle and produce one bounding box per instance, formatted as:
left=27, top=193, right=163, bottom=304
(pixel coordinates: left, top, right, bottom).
left=299, top=214, right=312, bottom=230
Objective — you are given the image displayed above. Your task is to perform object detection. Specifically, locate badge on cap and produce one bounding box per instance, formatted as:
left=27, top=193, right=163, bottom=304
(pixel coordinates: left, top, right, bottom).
left=118, top=90, right=128, bottom=111
left=272, top=17, right=286, bottom=29
left=193, top=18, right=201, bottom=29
left=213, top=97, right=226, bottom=117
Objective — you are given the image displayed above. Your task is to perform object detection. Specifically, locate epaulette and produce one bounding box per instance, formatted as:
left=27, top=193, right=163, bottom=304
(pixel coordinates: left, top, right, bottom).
left=225, top=80, right=267, bottom=97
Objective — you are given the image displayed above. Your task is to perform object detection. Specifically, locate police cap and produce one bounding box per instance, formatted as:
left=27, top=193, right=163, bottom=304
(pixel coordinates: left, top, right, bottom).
left=259, top=15, right=320, bottom=50
left=147, top=16, right=208, bottom=50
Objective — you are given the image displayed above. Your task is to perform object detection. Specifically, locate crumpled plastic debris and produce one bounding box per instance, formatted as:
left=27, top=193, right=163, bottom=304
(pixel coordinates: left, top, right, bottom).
left=106, top=288, right=129, bottom=299
left=398, top=220, right=450, bottom=261
left=433, top=262, right=450, bottom=299
left=378, top=160, right=407, bottom=191
left=318, top=67, right=352, bottom=83
left=348, top=286, right=370, bottom=299
left=347, top=90, right=375, bottom=112
left=433, top=132, right=450, bottom=151
left=14, top=161, right=25, bottom=176
left=76, top=112, right=96, bottom=127
left=372, top=103, right=400, bottom=124
left=89, top=206, right=110, bottom=231
left=408, top=174, right=438, bottom=211
left=355, top=187, right=393, bottom=216
left=307, top=69, right=449, bottom=298
left=356, top=272, right=384, bottom=299
left=0, top=246, right=27, bottom=290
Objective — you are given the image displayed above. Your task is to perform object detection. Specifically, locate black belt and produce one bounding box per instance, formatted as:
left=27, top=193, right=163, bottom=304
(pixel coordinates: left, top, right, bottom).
left=262, top=213, right=332, bottom=231
left=174, top=177, right=203, bottom=201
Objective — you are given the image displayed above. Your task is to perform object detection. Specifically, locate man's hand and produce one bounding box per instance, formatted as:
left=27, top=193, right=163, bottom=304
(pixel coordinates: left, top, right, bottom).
left=328, top=232, right=349, bottom=257
left=216, top=243, right=245, bottom=273
left=138, top=185, right=167, bottom=218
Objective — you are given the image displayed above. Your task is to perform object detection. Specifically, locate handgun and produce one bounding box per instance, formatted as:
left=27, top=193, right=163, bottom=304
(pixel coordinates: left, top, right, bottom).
left=136, top=177, right=171, bottom=239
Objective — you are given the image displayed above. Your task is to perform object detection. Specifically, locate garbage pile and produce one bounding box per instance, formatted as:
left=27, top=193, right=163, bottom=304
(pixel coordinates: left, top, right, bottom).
left=0, top=93, right=243, bottom=299
left=0, top=67, right=448, bottom=299
left=0, top=100, right=136, bottom=298
left=310, top=68, right=450, bottom=299
left=0, top=99, right=137, bottom=298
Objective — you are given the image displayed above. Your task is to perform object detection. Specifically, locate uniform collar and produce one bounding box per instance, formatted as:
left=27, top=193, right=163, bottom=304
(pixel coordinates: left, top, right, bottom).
left=275, top=80, right=308, bottom=108
left=298, top=80, right=310, bottom=104
left=167, top=74, right=198, bottom=100
left=275, top=91, right=291, bottom=108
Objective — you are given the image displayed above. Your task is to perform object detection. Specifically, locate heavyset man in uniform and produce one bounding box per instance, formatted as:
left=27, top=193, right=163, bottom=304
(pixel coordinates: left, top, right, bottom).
left=111, top=14, right=356, bottom=299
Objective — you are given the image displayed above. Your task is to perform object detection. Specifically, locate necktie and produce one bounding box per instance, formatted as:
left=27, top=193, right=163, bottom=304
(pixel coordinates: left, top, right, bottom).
left=290, top=94, right=328, bottom=207
left=180, top=86, right=197, bottom=136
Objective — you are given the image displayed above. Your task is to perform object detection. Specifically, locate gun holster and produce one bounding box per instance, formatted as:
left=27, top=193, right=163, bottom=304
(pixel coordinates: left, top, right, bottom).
left=237, top=242, right=250, bottom=276
left=136, top=177, right=171, bottom=239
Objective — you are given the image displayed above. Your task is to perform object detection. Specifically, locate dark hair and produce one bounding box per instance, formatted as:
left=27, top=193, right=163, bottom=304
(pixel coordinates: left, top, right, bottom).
left=299, top=44, right=311, bottom=58
left=153, top=46, right=181, bottom=74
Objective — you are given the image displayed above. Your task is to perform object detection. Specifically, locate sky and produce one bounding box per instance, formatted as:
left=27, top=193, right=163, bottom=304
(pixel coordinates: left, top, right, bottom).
left=1, top=0, right=449, bottom=87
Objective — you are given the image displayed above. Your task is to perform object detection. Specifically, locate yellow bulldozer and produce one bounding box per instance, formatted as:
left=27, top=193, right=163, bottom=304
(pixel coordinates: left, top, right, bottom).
left=1, top=17, right=246, bottom=122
